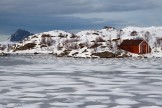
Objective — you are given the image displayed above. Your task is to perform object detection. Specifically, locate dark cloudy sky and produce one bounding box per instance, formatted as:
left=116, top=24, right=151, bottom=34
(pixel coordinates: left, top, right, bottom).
left=0, top=0, right=162, bottom=39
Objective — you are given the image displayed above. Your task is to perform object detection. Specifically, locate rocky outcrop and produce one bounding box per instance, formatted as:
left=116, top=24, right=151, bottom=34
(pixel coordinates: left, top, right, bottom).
left=9, top=29, right=34, bottom=42
left=14, top=43, right=36, bottom=51
left=92, top=51, right=117, bottom=58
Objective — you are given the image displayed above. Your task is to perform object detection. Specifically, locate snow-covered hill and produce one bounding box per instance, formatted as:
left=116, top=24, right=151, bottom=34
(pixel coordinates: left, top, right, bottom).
left=122, top=26, right=162, bottom=46
left=1, top=26, right=162, bottom=58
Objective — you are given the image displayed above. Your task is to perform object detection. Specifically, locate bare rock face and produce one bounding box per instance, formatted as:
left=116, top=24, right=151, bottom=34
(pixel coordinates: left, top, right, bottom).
left=14, top=43, right=36, bottom=51
left=92, top=51, right=116, bottom=58
left=9, top=29, right=34, bottom=42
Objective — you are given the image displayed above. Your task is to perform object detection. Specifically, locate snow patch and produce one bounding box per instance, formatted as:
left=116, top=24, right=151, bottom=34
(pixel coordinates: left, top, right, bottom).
left=115, top=98, right=139, bottom=105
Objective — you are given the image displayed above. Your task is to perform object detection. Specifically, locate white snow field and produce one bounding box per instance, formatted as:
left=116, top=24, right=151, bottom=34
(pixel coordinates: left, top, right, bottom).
left=0, top=55, right=162, bottom=108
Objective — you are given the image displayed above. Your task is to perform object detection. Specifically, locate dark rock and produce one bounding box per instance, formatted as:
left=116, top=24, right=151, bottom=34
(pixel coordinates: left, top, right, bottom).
left=14, top=43, right=36, bottom=51
left=103, top=26, right=115, bottom=30
left=72, top=52, right=79, bottom=56
left=0, top=52, right=8, bottom=56
left=92, top=51, right=116, bottom=58
left=130, top=31, right=138, bottom=36
left=56, top=50, right=71, bottom=57
left=34, top=52, right=39, bottom=55
left=10, top=29, right=34, bottom=42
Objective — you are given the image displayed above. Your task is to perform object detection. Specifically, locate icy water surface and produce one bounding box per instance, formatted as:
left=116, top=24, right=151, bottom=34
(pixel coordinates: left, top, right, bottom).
left=0, top=55, right=162, bottom=108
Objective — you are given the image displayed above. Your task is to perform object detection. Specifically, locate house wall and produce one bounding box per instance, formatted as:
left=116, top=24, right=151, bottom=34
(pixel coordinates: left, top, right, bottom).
left=139, top=41, right=151, bottom=54
left=120, top=46, right=139, bottom=54
left=119, top=40, right=151, bottom=54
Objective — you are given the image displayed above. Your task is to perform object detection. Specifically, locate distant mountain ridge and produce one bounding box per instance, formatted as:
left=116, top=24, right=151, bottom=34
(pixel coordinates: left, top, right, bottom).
left=9, top=29, right=34, bottom=42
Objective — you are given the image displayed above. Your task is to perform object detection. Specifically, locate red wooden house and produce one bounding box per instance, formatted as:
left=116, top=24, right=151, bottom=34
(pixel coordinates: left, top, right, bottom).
left=119, top=40, right=151, bottom=54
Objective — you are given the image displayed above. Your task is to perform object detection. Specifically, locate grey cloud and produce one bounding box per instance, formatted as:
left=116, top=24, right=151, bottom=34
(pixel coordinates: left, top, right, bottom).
left=0, top=13, right=124, bottom=35
left=0, top=0, right=161, bottom=15
left=0, top=0, right=162, bottom=36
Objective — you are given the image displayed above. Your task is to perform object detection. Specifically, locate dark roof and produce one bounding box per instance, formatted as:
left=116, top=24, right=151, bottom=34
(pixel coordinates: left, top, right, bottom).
left=120, top=40, right=144, bottom=46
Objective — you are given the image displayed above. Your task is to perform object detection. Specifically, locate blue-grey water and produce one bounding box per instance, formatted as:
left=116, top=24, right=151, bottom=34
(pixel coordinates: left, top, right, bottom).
left=0, top=55, right=162, bottom=108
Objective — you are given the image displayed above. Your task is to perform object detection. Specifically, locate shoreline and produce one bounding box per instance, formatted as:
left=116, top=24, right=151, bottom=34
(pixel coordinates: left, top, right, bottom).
left=1, top=51, right=162, bottom=59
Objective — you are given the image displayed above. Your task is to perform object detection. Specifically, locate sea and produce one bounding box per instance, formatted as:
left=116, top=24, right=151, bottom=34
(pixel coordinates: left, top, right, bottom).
left=0, top=55, right=162, bottom=108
